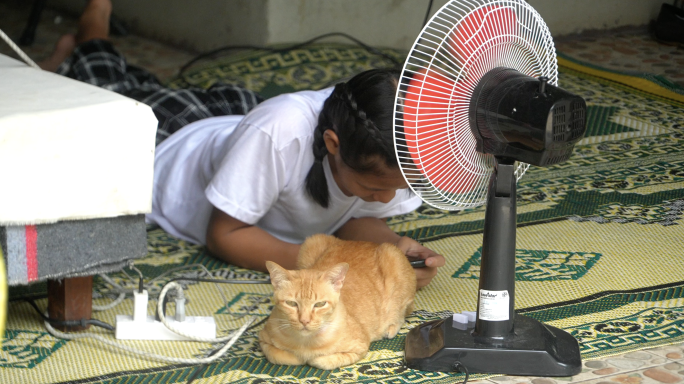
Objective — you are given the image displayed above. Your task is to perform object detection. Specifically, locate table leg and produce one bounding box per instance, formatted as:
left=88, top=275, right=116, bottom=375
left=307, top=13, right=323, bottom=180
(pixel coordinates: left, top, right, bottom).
left=47, top=276, right=93, bottom=331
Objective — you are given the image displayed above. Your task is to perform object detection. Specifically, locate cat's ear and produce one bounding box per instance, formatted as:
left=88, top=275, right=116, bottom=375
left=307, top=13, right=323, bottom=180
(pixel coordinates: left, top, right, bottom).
left=324, top=263, right=349, bottom=292
left=266, top=261, right=290, bottom=290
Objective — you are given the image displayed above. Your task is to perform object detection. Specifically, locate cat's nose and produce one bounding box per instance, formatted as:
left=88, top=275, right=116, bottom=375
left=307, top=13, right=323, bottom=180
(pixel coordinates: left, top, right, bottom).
left=300, top=318, right=310, bottom=326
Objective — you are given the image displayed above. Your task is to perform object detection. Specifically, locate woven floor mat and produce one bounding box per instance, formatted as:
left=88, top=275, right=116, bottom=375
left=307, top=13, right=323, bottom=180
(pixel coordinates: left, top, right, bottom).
left=2, top=44, right=683, bottom=384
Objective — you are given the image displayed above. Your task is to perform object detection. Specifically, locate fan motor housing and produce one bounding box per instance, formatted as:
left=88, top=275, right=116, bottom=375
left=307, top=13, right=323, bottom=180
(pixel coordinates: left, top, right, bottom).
left=469, top=67, right=587, bottom=166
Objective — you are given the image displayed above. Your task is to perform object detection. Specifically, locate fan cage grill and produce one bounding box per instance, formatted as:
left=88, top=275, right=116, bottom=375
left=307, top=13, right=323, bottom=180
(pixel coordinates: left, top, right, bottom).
left=553, top=100, right=586, bottom=143
left=570, top=100, right=586, bottom=140
left=394, top=0, right=556, bottom=211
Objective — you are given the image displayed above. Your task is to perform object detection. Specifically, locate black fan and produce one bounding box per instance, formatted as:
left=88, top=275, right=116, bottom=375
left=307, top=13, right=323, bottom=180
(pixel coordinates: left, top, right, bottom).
left=394, top=0, right=587, bottom=376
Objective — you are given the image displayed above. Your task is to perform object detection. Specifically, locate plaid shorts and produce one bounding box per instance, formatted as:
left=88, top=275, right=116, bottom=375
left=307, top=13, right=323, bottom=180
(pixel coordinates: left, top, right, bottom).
left=57, top=40, right=263, bottom=145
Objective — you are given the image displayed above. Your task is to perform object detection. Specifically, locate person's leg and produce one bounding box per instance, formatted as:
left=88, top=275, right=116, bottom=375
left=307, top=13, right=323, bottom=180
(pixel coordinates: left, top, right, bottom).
left=59, top=39, right=161, bottom=92
left=41, top=0, right=263, bottom=145
left=42, top=0, right=158, bottom=91
left=38, top=0, right=109, bottom=72
left=130, top=84, right=264, bottom=144
left=38, top=34, right=76, bottom=72
left=74, top=0, right=110, bottom=44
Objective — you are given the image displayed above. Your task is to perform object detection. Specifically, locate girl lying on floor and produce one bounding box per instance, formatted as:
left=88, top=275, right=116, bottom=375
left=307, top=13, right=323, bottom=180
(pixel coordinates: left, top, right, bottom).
left=43, top=0, right=446, bottom=289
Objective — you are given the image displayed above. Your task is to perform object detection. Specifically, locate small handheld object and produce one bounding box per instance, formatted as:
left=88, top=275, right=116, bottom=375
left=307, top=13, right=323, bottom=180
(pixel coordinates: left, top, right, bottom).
left=407, top=256, right=427, bottom=268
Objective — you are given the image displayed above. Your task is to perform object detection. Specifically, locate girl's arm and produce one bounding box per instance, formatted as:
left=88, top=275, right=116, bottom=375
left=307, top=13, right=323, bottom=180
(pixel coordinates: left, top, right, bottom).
left=205, top=207, right=300, bottom=272
left=334, top=217, right=445, bottom=289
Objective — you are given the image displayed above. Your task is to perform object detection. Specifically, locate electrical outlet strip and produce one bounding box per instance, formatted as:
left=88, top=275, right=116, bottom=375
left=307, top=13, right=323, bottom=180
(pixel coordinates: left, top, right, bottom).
left=115, top=314, right=217, bottom=341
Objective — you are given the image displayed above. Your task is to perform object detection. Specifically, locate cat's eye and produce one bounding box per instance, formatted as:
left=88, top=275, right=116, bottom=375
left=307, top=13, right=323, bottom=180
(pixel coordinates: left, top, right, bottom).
left=314, top=301, right=326, bottom=308
left=285, top=300, right=298, bottom=307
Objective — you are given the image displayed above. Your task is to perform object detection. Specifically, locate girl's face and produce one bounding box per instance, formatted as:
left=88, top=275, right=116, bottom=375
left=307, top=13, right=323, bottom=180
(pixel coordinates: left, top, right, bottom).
left=324, top=130, right=408, bottom=203
left=330, top=156, right=408, bottom=203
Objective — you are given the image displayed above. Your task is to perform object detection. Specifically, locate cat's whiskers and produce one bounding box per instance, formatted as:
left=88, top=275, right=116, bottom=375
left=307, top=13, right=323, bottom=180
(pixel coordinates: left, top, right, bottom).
left=268, top=316, right=292, bottom=331
left=276, top=323, right=291, bottom=331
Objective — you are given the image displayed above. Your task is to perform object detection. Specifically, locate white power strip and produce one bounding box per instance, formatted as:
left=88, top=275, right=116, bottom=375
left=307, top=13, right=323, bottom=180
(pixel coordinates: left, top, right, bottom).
left=115, top=314, right=217, bottom=341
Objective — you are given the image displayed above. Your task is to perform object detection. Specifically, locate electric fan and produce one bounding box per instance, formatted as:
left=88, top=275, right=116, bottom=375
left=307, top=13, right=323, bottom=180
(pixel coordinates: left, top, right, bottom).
left=394, top=0, right=587, bottom=376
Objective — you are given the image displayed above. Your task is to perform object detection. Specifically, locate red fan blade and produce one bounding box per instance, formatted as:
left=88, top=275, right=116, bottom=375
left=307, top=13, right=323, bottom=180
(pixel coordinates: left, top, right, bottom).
left=402, top=5, right=518, bottom=195
left=450, top=5, right=518, bottom=67
left=404, top=69, right=474, bottom=194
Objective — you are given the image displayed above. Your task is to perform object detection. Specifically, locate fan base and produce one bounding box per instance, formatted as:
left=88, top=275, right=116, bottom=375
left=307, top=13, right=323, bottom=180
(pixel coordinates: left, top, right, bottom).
left=404, top=314, right=582, bottom=376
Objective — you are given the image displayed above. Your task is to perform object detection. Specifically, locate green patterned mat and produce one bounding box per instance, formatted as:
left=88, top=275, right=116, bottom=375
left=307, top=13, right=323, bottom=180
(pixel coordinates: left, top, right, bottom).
left=168, top=43, right=404, bottom=99
left=2, top=44, right=684, bottom=384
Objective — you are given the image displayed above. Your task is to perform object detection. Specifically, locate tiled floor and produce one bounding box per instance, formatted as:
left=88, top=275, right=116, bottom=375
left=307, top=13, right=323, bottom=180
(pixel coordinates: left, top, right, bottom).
left=487, top=345, right=684, bottom=384
left=1, top=1, right=683, bottom=384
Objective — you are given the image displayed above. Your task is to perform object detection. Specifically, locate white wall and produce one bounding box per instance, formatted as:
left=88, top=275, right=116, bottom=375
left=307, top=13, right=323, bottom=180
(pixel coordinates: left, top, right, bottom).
left=264, top=0, right=436, bottom=52
left=51, top=0, right=665, bottom=52
left=264, top=0, right=663, bottom=49
left=51, top=0, right=269, bottom=52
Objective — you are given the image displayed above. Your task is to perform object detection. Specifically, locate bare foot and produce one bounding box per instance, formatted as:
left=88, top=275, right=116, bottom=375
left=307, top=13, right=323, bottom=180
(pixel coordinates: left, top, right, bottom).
left=38, top=34, right=76, bottom=71
left=75, top=0, right=113, bottom=44
left=39, top=0, right=112, bottom=72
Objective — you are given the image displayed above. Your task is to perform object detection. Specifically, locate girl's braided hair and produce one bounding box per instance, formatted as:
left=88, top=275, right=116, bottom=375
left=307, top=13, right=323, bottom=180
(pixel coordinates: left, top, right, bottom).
left=305, top=68, right=400, bottom=208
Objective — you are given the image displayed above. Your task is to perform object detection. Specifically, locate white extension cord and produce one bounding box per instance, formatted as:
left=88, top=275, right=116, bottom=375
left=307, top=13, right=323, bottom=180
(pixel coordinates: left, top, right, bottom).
left=43, top=280, right=257, bottom=364
left=153, top=282, right=241, bottom=343
left=45, top=314, right=254, bottom=364
left=115, top=287, right=218, bottom=341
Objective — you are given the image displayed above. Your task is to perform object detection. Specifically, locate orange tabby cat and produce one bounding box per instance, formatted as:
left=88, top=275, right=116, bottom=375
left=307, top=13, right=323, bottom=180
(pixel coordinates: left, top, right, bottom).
left=259, top=234, right=416, bottom=370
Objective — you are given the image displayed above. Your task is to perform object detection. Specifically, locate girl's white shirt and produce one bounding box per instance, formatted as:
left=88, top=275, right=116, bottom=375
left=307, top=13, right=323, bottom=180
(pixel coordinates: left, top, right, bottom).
left=147, top=88, right=421, bottom=245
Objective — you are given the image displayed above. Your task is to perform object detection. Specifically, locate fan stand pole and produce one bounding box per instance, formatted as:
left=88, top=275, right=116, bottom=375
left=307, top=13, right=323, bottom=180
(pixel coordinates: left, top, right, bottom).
left=404, top=157, right=582, bottom=376
left=475, top=158, right=517, bottom=338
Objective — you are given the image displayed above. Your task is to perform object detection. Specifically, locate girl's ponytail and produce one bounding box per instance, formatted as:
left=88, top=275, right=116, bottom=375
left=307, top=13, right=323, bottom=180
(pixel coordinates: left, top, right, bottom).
left=305, top=117, right=332, bottom=208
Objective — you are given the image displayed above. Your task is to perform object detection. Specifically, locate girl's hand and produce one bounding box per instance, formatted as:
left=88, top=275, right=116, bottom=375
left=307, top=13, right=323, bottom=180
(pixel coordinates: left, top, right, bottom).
left=395, top=236, right=445, bottom=289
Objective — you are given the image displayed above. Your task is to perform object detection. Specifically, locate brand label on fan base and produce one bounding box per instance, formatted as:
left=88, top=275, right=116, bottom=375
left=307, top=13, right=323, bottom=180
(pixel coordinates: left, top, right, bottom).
left=478, top=289, right=510, bottom=321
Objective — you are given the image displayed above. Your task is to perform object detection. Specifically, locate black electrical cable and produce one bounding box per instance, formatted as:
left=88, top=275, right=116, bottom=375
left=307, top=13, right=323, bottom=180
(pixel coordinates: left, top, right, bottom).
left=244, top=315, right=270, bottom=332
left=23, top=299, right=115, bottom=331
left=454, top=361, right=470, bottom=384
left=9, top=293, right=48, bottom=302
left=167, top=276, right=271, bottom=285
left=180, top=1, right=438, bottom=89
left=423, top=0, right=435, bottom=28
left=185, top=363, right=206, bottom=384
left=129, top=265, right=145, bottom=293
left=185, top=345, right=223, bottom=384
left=178, top=31, right=403, bottom=77
left=181, top=0, right=440, bottom=76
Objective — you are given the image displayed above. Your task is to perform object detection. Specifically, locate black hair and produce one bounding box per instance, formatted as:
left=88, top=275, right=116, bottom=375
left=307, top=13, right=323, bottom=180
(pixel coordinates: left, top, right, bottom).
left=305, top=68, right=401, bottom=208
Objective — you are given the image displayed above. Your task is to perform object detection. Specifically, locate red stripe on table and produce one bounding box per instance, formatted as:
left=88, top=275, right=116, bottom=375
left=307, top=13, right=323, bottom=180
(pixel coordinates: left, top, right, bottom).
left=25, top=225, right=38, bottom=282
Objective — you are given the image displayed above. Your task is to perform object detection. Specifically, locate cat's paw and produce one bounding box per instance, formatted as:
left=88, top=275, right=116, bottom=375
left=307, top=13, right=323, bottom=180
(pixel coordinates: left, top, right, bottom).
left=308, top=352, right=364, bottom=370
left=260, top=342, right=305, bottom=366
left=384, top=324, right=400, bottom=339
